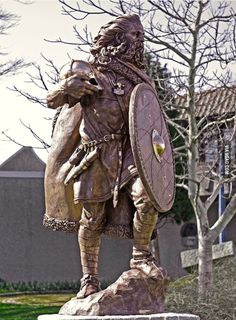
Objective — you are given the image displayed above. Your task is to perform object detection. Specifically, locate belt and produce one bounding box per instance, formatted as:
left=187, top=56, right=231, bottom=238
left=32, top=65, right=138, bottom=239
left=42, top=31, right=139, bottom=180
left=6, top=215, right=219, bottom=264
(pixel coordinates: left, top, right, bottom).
left=80, top=133, right=125, bottom=151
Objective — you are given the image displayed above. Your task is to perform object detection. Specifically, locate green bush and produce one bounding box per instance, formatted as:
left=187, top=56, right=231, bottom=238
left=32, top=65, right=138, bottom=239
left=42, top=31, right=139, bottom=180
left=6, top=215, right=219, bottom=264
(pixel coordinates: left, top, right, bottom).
left=0, top=279, right=110, bottom=294
left=167, top=256, right=236, bottom=320
left=0, top=280, right=79, bottom=293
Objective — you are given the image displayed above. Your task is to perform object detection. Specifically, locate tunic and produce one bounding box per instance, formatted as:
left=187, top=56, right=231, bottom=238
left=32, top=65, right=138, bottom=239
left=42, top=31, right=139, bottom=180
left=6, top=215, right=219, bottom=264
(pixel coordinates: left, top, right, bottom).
left=73, top=66, right=138, bottom=203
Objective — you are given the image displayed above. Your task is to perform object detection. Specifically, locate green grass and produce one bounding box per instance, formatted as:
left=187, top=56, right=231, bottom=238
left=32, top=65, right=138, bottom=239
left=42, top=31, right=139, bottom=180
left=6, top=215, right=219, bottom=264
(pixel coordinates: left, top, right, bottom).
left=0, top=294, right=73, bottom=320
left=0, top=294, right=74, bottom=306
left=0, top=279, right=110, bottom=320
left=0, top=303, right=59, bottom=320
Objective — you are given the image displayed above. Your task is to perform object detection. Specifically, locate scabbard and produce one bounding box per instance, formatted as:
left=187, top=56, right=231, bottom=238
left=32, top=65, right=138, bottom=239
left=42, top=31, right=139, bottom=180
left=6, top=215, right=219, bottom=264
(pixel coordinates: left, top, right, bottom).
left=64, top=148, right=99, bottom=185
left=69, top=147, right=86, bottom=165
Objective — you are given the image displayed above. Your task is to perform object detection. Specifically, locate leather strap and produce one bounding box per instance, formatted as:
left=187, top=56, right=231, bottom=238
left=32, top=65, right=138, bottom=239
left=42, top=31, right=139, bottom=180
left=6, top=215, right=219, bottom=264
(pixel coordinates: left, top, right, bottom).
left=116, top=95, right=129, bottom=129
left=80, top=133, right=125, bottom=151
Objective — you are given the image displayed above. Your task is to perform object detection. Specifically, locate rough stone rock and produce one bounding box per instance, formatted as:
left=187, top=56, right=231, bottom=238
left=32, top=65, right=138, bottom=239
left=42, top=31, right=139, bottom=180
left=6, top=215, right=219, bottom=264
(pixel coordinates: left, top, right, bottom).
left=59, top=268, right=169, bottom=316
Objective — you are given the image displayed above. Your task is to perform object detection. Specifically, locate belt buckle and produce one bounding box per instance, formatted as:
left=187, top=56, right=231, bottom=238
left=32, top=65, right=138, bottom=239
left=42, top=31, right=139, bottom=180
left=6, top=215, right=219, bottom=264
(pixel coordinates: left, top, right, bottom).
left=104, top=135, right=111, bottom=142
left=88, top=140, right=97, bottom=147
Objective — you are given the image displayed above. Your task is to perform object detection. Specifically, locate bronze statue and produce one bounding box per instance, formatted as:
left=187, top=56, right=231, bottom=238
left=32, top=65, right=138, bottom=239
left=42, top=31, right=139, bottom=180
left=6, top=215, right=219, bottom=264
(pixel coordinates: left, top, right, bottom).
left=43, top=14, right=175, bottom=306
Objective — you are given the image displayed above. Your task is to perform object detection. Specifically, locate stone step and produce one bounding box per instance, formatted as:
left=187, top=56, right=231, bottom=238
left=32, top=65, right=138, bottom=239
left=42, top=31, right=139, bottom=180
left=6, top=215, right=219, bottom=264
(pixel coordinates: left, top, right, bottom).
left=38, top=313, right=200, bottom=320
left=181, top=240, right=235, bottom=268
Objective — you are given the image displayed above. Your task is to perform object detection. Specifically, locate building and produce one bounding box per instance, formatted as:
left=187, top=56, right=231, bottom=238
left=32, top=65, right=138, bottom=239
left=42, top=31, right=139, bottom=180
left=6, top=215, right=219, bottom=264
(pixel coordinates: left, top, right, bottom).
left=175, top=85, right=236, bottom=245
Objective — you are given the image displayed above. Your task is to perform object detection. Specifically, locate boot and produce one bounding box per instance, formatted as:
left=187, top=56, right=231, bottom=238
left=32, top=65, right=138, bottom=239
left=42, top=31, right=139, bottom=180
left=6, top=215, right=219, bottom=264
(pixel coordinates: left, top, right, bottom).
left=77, top=225, right=101, bottom=299
left=76, top=274, right=100, bottom=299
left=130, top=249, right=167, bottom=279
left=131, top=208, right=164, bottom=279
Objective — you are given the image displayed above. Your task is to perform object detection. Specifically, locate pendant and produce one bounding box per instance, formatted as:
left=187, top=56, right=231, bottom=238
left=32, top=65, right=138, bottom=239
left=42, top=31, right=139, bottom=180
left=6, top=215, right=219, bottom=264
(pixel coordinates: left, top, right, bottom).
left=113, top=82, right=125, bottom=96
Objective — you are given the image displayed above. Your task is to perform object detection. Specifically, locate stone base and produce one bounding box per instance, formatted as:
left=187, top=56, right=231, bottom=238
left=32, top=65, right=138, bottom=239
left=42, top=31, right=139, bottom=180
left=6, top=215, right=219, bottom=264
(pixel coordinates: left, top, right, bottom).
left=59, top=268, right=169, bottom=316
left=38, top=313, right=200, bottom=320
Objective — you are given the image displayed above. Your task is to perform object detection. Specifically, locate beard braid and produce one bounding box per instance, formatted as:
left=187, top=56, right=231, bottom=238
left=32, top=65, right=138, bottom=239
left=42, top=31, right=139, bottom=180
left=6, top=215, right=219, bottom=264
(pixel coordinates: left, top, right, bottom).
left=93, top=38, right=145, bottom=70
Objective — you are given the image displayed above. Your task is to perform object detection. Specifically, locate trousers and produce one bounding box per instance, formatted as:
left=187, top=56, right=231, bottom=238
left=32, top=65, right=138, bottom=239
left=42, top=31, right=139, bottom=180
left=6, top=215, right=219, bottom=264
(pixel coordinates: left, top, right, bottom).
left=78, top=175, right=158, bottom=275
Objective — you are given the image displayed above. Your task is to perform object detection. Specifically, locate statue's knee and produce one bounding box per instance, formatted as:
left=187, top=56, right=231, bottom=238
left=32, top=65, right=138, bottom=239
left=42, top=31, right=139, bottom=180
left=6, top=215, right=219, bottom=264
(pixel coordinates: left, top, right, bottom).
left=80, top=215, right=106, bottom=234
left=135, top=199, right=157, bottom=215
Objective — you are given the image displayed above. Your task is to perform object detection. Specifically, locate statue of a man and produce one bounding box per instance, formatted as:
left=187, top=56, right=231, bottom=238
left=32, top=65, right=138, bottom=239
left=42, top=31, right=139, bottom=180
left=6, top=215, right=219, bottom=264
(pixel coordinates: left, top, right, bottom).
left=44, top=14, right=173, bottom=300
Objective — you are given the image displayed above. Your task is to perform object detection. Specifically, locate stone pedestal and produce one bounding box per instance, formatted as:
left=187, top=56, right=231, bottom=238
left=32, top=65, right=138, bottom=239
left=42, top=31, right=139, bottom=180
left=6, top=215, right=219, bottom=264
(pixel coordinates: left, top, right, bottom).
left=38, top=313, right=200, bottom=320
left=59, top=268, right=169, bottom=316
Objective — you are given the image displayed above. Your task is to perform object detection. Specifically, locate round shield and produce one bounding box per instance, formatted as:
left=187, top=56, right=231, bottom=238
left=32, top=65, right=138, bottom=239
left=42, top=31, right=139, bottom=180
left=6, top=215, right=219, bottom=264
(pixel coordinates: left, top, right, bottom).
left=129, top=83, right=175, bottom=212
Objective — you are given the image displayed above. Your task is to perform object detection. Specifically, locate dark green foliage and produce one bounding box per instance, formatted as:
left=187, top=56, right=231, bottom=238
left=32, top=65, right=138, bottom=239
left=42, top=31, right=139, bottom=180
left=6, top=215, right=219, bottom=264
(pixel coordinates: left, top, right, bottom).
left=0, top=280, right=80, bottom=294
left=0, top=279, right=110, bottom=294
left=166, top=188, right=194, bottom=224
left=145, top=52, right=174, bottom=109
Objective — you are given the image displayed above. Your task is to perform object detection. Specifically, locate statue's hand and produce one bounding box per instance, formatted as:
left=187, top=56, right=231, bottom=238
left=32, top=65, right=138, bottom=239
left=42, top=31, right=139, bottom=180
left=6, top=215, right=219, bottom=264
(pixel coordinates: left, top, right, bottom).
left=65, top=74, right=99, bottom=100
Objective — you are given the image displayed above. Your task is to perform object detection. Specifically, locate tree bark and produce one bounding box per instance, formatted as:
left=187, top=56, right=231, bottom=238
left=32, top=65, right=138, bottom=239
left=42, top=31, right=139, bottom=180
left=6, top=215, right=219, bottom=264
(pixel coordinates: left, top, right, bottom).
left=197, top=232, right=213, bottom=300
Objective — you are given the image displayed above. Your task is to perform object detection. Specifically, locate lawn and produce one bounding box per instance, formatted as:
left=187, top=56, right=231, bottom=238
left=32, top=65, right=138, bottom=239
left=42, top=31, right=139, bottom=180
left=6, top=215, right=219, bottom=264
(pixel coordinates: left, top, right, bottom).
left=0, top=303, right=59, bottom=320
left=0, top=294, right=73, bottom=320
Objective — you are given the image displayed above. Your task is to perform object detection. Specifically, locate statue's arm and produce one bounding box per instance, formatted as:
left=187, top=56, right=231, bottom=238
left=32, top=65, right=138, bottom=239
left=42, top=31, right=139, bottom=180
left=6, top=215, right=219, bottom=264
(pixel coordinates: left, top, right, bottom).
left=46, top=79, right=68, bottom=109
left=47, top=74, right=99, bottom=109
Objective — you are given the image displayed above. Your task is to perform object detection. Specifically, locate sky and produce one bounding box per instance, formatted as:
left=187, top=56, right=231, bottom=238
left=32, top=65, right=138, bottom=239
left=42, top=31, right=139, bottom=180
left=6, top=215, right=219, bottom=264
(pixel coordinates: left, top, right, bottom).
left=0, top=0, right=112, bottom=163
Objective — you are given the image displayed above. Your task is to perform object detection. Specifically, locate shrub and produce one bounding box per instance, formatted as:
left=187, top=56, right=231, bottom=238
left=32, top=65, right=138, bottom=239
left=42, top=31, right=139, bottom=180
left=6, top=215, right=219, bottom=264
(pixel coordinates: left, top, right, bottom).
left=167, top=256, right=236, bottom=320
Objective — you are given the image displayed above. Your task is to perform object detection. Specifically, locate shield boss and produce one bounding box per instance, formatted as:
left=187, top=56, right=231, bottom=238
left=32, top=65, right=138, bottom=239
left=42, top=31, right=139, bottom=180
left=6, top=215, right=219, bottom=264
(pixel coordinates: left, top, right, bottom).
left=129, top=83, right=175, bottom=212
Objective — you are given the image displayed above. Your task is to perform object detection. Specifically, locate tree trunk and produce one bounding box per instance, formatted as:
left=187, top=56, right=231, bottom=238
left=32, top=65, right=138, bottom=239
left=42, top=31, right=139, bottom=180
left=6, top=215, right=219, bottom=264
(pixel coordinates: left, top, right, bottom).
left=198, top=233, right=213, bottom=300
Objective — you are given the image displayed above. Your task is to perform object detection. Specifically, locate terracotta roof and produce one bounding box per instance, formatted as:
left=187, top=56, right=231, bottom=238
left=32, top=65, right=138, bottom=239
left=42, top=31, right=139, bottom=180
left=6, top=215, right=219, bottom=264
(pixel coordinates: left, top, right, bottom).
left=175, top=86, right=236, bottom=118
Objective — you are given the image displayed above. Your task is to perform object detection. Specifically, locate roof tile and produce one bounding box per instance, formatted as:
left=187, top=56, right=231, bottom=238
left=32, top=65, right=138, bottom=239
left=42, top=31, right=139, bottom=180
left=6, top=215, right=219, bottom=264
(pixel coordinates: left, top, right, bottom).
left=176, top=86, right=236, bottom=118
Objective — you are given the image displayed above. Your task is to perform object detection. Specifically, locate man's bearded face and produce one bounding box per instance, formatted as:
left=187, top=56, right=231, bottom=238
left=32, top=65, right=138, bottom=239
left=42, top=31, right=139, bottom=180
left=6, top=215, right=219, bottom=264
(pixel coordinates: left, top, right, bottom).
left=92, top=24, right=145, bottom=69
left=122, top=31, right=144, bottom=68
left=115, top=28, right=145, bottom=68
